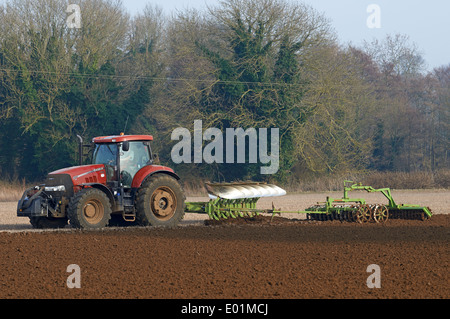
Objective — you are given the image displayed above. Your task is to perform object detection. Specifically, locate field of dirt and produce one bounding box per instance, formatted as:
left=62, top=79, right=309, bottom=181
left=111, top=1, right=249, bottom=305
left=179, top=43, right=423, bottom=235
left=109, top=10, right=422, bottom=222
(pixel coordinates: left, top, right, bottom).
left=0, top=190, right=448, bottom=302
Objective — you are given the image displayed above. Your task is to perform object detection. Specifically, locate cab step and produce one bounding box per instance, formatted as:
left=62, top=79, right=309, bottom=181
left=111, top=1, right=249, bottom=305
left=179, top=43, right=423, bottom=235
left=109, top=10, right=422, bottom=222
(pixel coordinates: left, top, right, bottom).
left=122, top=210, right=136, bottom=222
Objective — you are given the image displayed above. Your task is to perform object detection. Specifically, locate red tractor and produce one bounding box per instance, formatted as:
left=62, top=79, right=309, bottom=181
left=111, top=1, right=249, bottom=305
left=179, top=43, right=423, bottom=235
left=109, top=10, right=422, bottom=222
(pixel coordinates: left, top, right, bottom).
left=17, top=134, right=185, bottom=229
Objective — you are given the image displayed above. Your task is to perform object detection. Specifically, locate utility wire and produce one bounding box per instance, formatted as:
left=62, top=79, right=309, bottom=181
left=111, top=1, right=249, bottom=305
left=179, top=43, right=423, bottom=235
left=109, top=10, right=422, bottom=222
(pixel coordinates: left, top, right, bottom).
left=0, top=67, right=304, bottom=88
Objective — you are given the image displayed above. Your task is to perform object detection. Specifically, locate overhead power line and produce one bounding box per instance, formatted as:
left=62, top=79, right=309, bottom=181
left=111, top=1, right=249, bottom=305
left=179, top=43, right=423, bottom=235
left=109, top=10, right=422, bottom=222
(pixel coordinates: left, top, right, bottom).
left=0, top=67, right=304, bottom=88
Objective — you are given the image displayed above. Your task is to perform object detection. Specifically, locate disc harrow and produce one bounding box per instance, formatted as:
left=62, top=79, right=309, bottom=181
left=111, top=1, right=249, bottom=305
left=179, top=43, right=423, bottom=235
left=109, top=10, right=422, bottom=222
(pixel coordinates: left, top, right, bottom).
left=184, top=180, right=432, bottom=223
left=306, top=203, right=391, bottom=223
left=303, top=181, right=432, bottom=223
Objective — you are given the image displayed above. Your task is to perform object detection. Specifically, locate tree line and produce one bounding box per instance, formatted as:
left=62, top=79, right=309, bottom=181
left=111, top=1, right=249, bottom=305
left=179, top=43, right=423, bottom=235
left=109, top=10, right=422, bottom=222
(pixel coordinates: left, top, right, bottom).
left=0, top=0, right=448, bottom=184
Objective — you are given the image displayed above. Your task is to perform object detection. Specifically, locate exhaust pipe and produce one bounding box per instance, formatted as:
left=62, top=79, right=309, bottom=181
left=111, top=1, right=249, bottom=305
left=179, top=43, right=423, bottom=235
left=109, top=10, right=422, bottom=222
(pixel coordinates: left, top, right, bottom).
left=77, top=135, right=83, bottom=165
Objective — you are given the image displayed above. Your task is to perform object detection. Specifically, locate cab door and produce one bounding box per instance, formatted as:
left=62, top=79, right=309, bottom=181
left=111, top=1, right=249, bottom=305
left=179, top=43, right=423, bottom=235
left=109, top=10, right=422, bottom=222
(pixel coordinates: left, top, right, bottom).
left=119, top=141, right=151, bottom=188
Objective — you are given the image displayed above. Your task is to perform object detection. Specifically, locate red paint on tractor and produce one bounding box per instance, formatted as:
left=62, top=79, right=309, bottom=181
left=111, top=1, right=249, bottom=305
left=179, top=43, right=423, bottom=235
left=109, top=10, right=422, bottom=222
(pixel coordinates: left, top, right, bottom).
left=131, top=165, right=176, bottom=188
left=49, top=164, right=107, bottom=186
left=93, top=134, right=153, bottom=143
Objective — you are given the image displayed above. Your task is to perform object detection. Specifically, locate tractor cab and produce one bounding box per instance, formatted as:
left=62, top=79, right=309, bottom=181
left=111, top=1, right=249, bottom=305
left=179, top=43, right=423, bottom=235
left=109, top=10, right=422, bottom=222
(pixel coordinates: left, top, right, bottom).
left=91, top=134, right=154, bottom=188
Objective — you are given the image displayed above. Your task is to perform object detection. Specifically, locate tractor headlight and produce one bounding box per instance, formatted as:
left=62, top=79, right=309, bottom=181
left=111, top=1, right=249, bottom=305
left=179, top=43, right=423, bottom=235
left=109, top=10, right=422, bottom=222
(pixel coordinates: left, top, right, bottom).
left=44, top=185, right=66, bottom=192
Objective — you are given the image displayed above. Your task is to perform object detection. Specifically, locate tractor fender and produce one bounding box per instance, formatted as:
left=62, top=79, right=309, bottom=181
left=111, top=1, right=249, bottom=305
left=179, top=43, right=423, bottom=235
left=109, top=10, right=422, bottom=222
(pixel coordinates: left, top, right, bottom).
left=132, top=165, right=180, bottom=189
left=79, top=183, right=115, bottom=204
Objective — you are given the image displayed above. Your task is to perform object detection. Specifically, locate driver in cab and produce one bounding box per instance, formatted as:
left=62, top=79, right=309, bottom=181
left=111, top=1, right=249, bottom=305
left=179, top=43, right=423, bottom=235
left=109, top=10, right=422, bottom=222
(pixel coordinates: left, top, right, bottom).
left=120, top=149, right=136, bottom=187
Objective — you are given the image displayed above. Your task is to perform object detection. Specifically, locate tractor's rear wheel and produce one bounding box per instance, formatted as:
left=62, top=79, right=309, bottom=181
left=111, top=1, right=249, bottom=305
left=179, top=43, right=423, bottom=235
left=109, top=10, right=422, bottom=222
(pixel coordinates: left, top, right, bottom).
left=68, top=188, right=112, bottom=229
left=135, top=174, right=185, bottom=227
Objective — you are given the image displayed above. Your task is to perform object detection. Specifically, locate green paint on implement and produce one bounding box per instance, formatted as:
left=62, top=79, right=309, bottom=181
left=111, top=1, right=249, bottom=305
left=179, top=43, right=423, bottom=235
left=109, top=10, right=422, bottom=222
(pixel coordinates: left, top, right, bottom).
left=185, top=181, right=432, bottom=223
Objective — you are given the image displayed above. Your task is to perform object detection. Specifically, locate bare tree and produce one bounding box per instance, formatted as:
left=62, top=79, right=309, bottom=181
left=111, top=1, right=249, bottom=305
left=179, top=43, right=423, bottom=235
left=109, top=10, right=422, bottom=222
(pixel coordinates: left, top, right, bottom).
left=364, top=34, right=425, bottom=77
left=292, top=44, right=378, bottom=174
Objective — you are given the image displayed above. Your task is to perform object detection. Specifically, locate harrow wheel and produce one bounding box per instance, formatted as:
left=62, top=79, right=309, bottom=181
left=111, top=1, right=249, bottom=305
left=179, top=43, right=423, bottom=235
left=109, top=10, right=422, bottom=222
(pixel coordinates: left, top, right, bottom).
left=373, top=205, right=389, bottom=223
left=349, top=205, right=359, bottom=222
left=355, top=204, right=371, bottom=223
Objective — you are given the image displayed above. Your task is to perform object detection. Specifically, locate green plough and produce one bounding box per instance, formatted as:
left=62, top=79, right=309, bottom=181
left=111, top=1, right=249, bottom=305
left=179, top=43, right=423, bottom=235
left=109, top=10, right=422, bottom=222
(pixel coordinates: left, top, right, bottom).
left=185, top=182, right=286, bottom=221
left=185, top=181, right=432, bottom=223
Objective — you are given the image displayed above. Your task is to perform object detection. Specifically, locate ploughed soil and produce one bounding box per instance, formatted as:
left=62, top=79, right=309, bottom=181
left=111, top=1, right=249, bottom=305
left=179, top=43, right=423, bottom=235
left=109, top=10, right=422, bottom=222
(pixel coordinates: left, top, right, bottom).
left=0, top=214, right=448, bottom=299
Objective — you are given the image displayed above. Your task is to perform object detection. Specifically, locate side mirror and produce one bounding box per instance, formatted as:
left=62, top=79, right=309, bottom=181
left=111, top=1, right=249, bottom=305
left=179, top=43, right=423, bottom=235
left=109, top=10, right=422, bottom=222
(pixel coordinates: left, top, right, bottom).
left=122, top=141, right=130, bottom=152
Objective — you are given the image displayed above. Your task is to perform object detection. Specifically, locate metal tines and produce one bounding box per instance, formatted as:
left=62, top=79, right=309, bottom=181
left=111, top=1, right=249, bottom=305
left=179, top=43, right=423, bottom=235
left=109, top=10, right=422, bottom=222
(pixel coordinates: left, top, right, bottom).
left=205, top=182, right=286, bottom=200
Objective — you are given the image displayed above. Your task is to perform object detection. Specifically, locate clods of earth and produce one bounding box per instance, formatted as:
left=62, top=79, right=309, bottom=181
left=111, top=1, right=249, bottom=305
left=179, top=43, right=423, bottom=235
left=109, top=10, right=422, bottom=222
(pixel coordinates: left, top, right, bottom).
left=0, top=215, right=448, bottom=299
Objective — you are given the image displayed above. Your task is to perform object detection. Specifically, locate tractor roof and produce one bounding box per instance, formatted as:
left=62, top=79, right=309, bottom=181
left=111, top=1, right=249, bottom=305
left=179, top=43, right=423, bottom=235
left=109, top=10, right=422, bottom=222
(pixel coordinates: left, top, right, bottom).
left=93, top=134, right=153, bottom=144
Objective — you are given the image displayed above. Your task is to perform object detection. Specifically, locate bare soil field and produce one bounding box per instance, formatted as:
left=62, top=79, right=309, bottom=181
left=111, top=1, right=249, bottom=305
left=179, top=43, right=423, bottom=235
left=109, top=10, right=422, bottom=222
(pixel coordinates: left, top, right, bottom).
left=0, top=190, right=448, bottom=300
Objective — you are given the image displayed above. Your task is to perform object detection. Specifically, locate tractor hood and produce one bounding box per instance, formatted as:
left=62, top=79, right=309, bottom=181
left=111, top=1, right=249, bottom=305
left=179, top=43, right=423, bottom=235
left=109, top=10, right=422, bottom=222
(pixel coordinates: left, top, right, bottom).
left=49, top=164, right=107, bottom=186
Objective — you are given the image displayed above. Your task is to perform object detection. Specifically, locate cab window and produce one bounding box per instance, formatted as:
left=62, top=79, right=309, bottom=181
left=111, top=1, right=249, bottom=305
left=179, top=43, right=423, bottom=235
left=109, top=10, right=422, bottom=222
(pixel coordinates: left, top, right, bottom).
left=120, top=142, right=151, bottom=187
left=93, top=144, right=118, bottom=166
left=92, top=143, right=118, bottom=181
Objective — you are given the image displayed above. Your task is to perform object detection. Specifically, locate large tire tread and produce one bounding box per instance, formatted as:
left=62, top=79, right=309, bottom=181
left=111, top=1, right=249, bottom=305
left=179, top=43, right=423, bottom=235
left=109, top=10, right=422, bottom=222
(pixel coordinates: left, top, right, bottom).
left=135, top=174, right=185, bottom=227
left=68, top=188, right=112, bottom=229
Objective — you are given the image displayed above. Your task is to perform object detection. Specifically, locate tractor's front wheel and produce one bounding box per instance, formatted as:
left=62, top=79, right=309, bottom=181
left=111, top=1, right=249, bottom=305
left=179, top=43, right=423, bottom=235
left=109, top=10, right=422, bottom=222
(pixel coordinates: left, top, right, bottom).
left=135, top=174, right=185, bottom=227
left=68, top=188, right=112, bottom=229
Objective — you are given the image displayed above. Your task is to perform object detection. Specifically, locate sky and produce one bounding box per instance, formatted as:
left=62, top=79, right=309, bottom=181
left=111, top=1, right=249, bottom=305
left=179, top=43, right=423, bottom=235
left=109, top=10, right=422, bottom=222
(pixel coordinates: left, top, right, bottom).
left=122, top=0, right=450, bottom=71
